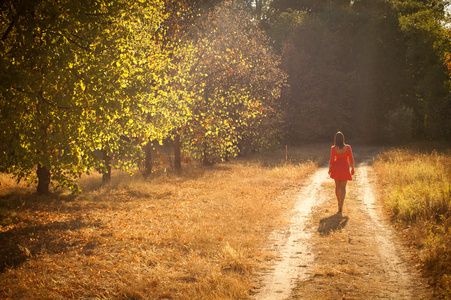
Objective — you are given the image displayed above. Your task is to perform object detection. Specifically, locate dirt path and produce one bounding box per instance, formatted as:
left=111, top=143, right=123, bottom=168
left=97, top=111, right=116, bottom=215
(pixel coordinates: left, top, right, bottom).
left=255, top=170, right=329, bottom=300
left=254, top=147, right=433, bottom=300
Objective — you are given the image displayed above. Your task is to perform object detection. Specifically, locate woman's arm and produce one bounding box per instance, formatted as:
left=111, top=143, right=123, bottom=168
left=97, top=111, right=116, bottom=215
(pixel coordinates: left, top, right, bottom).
left=348, top=145, right=355, bottom=175
left=328, top=147, right=334, bottom=175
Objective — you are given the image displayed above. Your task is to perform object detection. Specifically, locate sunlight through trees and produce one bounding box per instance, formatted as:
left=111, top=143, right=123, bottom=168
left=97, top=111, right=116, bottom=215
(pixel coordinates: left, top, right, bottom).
left=1, top=0, right=450, bottom=192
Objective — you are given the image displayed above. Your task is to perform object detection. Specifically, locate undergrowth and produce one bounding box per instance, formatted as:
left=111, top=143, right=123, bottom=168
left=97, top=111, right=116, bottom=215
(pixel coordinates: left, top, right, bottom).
left=373, top=147, right=451, bottom=297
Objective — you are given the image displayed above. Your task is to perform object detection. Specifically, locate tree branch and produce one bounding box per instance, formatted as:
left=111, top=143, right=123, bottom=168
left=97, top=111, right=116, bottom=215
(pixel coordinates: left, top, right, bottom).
left=1, top=19, right=14, bottom=41
left=1, top=3, right=24, bottom=41
left=38, top=90, right=72, bottom=111
left=45, top=30, right=92, bottom=52
left=84, top=12, right=109, bottom=17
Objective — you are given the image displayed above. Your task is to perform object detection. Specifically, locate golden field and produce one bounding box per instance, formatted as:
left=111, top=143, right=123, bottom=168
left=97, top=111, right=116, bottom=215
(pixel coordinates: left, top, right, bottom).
left=0, top=145, right=328, bottom=299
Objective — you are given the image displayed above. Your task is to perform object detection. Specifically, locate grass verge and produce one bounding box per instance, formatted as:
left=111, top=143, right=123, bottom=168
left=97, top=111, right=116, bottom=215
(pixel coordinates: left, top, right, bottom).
left=0, top=144, right=328, bottom=299
left=373, top=146, right=451, bottom=297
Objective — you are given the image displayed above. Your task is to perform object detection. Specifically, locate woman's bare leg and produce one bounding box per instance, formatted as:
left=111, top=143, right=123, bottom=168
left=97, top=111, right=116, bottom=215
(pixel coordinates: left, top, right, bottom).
left=334, top=180, right=341, bottom=212
left=338, top=180, right=347, bottom=212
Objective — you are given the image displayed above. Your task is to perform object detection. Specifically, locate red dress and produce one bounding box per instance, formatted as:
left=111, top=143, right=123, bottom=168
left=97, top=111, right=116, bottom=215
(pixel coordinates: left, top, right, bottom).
left=329, top=145, right=354, bottom=181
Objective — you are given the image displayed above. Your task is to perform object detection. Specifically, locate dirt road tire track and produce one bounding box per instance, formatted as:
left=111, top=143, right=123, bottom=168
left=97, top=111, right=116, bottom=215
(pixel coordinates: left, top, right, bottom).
left=255, top=170, right=329, bottom=300
left=255, top=147, right=433, bottom=300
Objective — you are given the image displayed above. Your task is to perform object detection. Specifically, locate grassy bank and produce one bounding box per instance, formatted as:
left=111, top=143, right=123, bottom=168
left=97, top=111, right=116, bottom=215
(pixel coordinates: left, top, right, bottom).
left=0, top=145, right=328, bottom=299
left=373, top=147, right=451, bottom=296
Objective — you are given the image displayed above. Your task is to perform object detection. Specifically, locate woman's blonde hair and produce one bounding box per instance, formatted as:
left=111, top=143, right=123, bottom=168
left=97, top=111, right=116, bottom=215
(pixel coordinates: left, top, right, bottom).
left=334, top=131, right=345, bottom=149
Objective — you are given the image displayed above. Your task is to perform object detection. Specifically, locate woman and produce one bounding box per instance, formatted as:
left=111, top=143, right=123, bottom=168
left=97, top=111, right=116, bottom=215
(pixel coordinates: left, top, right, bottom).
left=328, top=132, right=354, bottom=213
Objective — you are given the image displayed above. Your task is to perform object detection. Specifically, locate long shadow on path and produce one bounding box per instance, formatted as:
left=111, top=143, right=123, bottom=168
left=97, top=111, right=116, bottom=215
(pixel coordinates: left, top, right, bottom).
left=318, top=213, right=349, bottom=236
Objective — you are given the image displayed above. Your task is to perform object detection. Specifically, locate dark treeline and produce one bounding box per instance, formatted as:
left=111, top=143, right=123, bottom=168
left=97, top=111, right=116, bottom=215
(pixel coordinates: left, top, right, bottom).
left=263, top=0, right=451, bottom=144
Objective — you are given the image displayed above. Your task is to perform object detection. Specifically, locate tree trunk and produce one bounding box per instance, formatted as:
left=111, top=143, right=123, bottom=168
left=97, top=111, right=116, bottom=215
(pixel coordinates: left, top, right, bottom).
left=202, top=142, right=212, bottom=166
left=144, top=141, right=153, bottom=177
left=224, top=149, right=229, bottom=162
left=174, top=131, right=181, bottom=171
left=37, top=165, right=51, bottom=194
left=102, top=150, right=112, bottom=183
left=255, top=0, right=263, bottom=20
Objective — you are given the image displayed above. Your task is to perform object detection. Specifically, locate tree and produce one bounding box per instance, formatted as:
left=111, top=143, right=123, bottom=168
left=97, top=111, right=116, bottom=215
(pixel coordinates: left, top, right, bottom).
left=278, top=6, right=359, bottom=144
left=177, top=1, right=286, bottom=164
left=270, top=0, right=451, bottom=143
left=270, top=0, right=331, bottom=13
left=0, top=0, right=169, bottom=193
left=394, top=0, right=451, bottom=139
left=262, top=8, right=305, bottom=54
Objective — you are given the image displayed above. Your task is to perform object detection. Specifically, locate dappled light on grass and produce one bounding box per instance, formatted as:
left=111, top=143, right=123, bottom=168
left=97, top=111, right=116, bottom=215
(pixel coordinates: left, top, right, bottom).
left=0, top=147, right=323, bottom=299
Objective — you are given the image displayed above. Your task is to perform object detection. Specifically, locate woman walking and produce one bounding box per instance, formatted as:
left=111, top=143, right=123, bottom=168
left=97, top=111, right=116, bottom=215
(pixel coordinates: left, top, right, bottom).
left=329, top=132, right=354, bottom=213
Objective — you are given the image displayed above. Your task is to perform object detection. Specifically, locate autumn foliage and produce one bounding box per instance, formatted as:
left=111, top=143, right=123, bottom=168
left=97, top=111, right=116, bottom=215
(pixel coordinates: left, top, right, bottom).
left=173, top=2, right=286, bottom=164
left=0, top=0, right=285, bottom=192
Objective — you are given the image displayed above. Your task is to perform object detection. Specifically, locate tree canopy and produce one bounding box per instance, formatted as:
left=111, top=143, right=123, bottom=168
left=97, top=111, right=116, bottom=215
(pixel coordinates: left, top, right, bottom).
left=0, top=0, right=285, bottom=192
left=0, top=0, right=170, bottom=192
left=176, top=2, right=286, bottom=164
left=1, top=0, right=450, bottom=193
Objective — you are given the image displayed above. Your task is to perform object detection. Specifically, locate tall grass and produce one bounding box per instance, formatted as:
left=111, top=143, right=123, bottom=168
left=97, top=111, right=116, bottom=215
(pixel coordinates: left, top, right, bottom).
left=373, top=148, right=451, bottom=296
left=0, top=145, right=328, bottom=299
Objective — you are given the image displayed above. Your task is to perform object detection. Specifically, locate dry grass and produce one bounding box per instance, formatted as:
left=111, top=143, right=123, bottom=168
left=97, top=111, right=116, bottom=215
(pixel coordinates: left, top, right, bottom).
left=373, top=146, right=451, bottom=297
left=374, top=149, right=451, bottom=223
left=0, top=173, right=30, bottom=195
left=0, top=145, right=328, bottom=299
